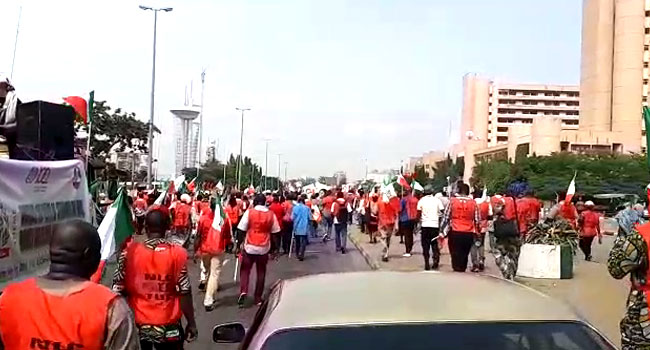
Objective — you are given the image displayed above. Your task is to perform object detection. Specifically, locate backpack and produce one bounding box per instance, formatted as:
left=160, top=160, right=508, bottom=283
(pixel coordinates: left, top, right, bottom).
left=336, top=203, right=348, bottom=223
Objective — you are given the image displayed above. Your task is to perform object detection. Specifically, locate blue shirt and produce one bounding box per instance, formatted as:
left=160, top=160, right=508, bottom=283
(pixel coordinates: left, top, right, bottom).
left=399, top=198, right=410, bottom=222
left=292, top=203, right=311, bottom=236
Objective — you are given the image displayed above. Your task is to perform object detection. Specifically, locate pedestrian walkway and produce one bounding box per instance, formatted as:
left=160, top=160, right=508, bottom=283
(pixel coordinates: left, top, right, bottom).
left=348, top=226, right=628, bottom=347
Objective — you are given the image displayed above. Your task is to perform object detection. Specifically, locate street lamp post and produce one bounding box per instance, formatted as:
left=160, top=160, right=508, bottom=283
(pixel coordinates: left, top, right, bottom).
left=263, top=139, right=271, bottom=191
left=140, top=5, right=173, bottom=189
left=284, top=162, right=288, bottom=184
left=277, top=153, right=282, bottom=190
left=235, top=108, right=250, bottom=190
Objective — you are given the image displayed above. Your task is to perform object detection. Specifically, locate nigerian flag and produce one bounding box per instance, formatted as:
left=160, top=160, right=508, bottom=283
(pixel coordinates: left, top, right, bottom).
left=91, top=188, right=134, bottom=283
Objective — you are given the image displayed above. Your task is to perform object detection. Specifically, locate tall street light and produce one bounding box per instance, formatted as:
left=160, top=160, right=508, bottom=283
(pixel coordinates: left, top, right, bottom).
left=263, top=139, right=271, bottom=191
left=140, top=5, right=173, bottom=188
left=236, top=107, right=251, bottom=190
left=277, top=153, right=282, bottom=190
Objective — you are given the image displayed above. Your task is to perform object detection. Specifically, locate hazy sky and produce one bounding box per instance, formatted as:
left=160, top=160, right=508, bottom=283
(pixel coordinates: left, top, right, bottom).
left=0, top=0, right=581, bottom=180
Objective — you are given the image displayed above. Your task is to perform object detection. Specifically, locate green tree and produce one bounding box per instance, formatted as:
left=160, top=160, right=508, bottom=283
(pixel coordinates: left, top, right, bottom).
left=413, top=165, right=430, bottom=185
left=77, top=100, right=157, bottom=160
left=470, top=152, right=650, bottom=200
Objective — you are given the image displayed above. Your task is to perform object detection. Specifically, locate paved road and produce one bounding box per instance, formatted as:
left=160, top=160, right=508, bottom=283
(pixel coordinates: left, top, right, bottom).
left=186, top=236, right=370, bottom=349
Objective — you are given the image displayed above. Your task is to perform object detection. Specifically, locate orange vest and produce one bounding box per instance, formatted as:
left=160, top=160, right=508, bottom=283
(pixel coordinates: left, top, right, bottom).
left=502, top=196, right=517, bottom=221
left=246, top=209, right=274, bottom=247
left=450, top=197, right=477, bottom=233
left=124, top=241, right=186, bottom=326
left=173, top=203, right=192, bottom=228
left=199, top=209, right=231, bottom=254
left=559, top=202, right=578, bottom=228
left=225, top=205, right=240, bottom=226
left=580, top=210, right=600, bottom=237
left=0, top=278, right=116, bottom=350
left=477, top=200, right=490, bottom=232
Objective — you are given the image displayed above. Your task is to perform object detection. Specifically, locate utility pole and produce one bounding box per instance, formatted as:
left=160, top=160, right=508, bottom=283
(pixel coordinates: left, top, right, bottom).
left=263, top=139, right=271, bottom=191
left=10, top=6, right=22, bottom=79
left=140, top=5, right=173, bottom=189
left=284, top=162, right=288, bottom=184
left=277, top=153, right=282, bottom=190
left=235, top=108, right=251, bottom=190
left=196, top=69, right=206, bottom=179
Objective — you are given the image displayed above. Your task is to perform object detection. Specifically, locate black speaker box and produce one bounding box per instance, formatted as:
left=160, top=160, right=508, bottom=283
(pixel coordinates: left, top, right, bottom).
left=10, top=100, right=75, bottom=161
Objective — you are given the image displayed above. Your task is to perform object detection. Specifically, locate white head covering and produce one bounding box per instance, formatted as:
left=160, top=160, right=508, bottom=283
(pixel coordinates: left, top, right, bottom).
left=181, top=193, right=192, bottom=204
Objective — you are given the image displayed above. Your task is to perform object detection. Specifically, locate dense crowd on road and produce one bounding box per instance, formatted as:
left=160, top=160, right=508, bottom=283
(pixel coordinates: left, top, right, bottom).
left=4, top=177, right=650, bottom=349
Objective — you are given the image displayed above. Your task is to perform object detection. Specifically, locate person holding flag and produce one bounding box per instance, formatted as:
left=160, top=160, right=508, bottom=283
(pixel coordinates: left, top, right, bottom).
left=195, top=197, right=231, bottom=311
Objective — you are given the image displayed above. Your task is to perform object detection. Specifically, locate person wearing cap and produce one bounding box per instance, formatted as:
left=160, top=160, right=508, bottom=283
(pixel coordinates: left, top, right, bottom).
left=578, top=200, right=601, bottom=261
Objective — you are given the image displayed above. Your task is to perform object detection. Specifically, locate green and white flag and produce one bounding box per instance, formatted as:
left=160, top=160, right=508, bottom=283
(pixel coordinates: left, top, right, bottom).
left=98, top=188, right=134, bottom=261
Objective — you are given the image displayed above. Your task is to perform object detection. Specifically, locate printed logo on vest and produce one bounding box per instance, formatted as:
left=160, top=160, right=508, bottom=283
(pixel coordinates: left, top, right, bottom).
left=30, top=338, right=83, bottom=350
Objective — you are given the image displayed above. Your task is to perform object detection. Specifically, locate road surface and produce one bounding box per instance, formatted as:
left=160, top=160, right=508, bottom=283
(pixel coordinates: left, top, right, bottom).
left=186, top=237, right=370, bottom=349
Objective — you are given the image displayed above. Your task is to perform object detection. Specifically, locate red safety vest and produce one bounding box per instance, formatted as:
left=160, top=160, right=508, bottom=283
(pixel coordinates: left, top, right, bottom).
left=559, top=202, right=578, bottom=228
left=198, top=209, right=231, bottom=255
left=173, top=203, right=192, bottom=229
left=477, top=200, right=491, bottom=232
left=502, top=196, right=517, bottom=221
left=450, top=197, right=477, bottom=233
left=580, top=210, right=600, bottom=237
left=124, top=241, right=186, bottom=326
left=0, top=278, right=116, bottom=350
left=246, top=209, right=274, bottom=248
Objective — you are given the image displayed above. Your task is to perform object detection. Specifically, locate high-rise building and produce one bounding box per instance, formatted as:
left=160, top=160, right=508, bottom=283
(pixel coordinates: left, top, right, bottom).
left=461, top=74, right=580, bottom=149
left=579, top=0, right=646, bottom=153
left=171, top=109, right=200, bottom=176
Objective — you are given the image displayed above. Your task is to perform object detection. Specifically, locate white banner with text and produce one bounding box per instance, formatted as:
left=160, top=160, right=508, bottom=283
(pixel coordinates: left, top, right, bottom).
left=0, top=159, right=89, bottom=288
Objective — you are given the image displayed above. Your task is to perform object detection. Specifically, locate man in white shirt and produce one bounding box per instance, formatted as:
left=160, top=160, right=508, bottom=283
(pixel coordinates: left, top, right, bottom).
left=417, top=187, right=446, bottom=270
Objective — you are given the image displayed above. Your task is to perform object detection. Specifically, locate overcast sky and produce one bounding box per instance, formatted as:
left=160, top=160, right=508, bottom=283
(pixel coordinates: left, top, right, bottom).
left=0, top=0, right=581, bottom=180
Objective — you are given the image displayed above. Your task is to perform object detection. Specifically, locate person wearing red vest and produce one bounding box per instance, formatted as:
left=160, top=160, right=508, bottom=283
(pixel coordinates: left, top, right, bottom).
left=237, top=194, right=281, bottom=306
left=281, top=194, right=295, bottom=254
left=195, top=200, right=232, bottom=311
left=268, top=194, right=285, bottom=256
left=134, top=192, right=148, bottom=235
left=471, top=190, right=492, bottom=272
left=398, top=192, right=420, bottom=257
left=377, top=192, right=401, bottom=262
left=172, top=194, right=193, bottom=243
left=113, top=208, right=198, bottom=348
left=0, top=220, right=139, bottom=350
left=608, top=221, right=650, bottom=348
left=516, top=192, right=541, bottom=237
left=321, top=192, right=336, bottom=241
left=578, top=201, right=601, bottom=261
left=440, top=182, right=480, bottom=272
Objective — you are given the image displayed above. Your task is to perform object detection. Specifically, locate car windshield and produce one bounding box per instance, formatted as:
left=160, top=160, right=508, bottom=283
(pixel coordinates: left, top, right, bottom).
left=261, top=322, right=614, bottom=350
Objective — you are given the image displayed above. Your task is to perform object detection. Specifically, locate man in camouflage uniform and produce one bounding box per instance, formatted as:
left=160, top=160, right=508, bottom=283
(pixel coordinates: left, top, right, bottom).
left=490, top=198, right=521, bottom=280
left=608, top=221, right=650, bottom=349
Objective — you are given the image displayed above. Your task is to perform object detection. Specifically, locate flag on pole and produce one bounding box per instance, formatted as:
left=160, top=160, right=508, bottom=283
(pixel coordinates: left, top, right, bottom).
left=154, top=175, right=186, bottom=205
left=63, top=96, right=88, bottom=124
left=187, top=177, right=197, bottom=192
left=565, top=172, right=577, bottom=203
left=91, top=188, right=134, bottom=283
left=644, top=106, right=650, bottom=169
left=397, top=175, right=411, bottom=190
left=411, top=180, right=424, bottom=192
